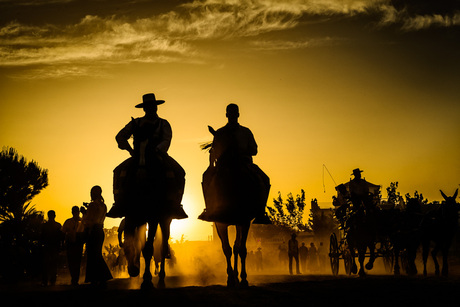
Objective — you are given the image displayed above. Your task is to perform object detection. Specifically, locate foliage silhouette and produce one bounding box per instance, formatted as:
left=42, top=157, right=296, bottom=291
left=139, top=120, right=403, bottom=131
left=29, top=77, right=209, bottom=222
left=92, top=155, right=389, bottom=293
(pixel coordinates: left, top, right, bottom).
left=0, top=147, right=48, bottom=279
left=267, top=190, right=310, bottom=232
left=308, top=199, right=337, bottom=238
left=386, top=181, right=401, bottom=205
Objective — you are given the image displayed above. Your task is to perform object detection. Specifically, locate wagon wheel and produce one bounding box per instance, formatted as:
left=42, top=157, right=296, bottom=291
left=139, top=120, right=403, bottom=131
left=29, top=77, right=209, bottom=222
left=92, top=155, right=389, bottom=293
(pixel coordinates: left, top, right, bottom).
left=329, top=233, right=339, bottom=276
left=343, top=248, right=353, bottom=275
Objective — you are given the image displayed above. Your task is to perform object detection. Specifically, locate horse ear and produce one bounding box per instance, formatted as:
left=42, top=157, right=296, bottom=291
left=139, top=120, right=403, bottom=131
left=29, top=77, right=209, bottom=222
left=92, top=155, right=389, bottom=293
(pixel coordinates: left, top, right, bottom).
left=208, top=125, right=216, bottom=135
left=440, top=190, right=448, bottom=201
left=454, top=189, right=458, bottom=200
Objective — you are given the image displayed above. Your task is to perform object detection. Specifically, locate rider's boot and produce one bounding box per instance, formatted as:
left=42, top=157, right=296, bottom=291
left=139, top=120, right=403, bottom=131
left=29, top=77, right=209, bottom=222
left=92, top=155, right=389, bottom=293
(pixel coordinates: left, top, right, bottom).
left=253, top=212, right=272, bottom=224
left=106, top=202, right=126, bottom=218
left=171, top=204, right=188, bottom=219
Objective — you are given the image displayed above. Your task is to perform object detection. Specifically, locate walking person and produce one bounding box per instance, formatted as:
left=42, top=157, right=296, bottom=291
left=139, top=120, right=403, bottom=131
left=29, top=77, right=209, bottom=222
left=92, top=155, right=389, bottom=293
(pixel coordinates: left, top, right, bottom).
left=41, top=210, right=62, bottom=286
left=82, top=185, right=112, bottom=287
left=62, top=206, right=84, bottom=286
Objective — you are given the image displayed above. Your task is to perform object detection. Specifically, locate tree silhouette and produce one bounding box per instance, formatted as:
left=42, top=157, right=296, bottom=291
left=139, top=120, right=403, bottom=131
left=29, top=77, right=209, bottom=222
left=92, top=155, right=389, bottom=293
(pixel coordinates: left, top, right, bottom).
left=0, top=147, right=48, bottom=223
left=0, top=147, right=48, bottom=279
left=386, top=181, right=401, bottom=205
left=405, top=190, right=428, bottom=205
left=267, top=189, right=310, bottom=232
left=308, top=199, right=337, bottom=238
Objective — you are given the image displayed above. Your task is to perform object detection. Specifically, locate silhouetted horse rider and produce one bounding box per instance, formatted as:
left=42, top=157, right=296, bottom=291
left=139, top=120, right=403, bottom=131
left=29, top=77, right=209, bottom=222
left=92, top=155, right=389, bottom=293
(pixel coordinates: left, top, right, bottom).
left=108, top=93, right=187, bottom=289
left=199, top=103, right=270, bottom=287
left=107, top=93, right=187, bottom=219
left=199, top=103, right=270, bottom=224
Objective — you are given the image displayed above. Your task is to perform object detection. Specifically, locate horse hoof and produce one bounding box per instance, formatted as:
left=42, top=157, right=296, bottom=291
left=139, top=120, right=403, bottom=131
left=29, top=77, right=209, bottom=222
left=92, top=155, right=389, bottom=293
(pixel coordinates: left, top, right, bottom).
left=157, top=279, right=166, bottom=289
left=141, top=280, right=154, bottom=291
left=128, top=265, right=140, bottom=277
left=227, top=277, right=237, bottom=288
left=359, top=269, right=366, bottom=277
left=351, top=264, right=358, bottom=274
left=239, top=280, right=249, bottom=288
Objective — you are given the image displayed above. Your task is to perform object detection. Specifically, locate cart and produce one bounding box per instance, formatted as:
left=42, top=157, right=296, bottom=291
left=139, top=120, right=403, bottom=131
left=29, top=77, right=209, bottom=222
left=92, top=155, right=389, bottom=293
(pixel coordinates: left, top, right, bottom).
left=329, top=181, right=394, bottom=276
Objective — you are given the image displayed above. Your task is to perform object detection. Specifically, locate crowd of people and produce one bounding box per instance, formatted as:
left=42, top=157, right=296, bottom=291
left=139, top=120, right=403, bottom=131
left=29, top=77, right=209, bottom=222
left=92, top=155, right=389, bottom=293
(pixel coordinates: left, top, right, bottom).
left=40, top=186, right=113, bottom=287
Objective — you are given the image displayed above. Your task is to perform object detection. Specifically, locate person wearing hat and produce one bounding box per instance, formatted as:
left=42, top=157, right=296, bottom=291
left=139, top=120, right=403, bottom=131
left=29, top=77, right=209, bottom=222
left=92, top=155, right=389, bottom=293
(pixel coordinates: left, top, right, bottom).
left=199, top=103, right=271, bottom=224
left=349, top=168, right=372, bottom=210
left=107, top=93, right=187, bottom=219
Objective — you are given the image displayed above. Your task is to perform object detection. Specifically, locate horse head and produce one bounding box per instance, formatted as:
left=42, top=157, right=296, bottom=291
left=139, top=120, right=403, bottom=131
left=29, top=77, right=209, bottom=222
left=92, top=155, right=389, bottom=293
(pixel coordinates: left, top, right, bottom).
left=440, top=189, right=459, bottom=224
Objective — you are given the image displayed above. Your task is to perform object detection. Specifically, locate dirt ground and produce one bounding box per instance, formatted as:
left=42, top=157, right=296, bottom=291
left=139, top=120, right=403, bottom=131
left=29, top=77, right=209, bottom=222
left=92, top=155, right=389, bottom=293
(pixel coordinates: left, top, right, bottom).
left=2, top=274, right=460, bottom=307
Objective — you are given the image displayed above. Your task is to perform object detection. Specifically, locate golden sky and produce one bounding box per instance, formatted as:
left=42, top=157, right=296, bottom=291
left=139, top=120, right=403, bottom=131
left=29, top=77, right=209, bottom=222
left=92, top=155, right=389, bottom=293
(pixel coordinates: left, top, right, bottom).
left=1, top=0, right=459, bottom=240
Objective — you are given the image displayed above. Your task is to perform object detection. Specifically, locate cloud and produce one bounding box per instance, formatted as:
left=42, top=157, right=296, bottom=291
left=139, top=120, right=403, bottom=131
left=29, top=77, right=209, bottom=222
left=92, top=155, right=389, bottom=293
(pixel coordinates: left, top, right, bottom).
left=0, top=15, right=193, bottom=66
left=1, top=0, right=458, bottom=79
left=378, top=0, right=460, bottom=30
left=250, top=36, right=342, bottom=50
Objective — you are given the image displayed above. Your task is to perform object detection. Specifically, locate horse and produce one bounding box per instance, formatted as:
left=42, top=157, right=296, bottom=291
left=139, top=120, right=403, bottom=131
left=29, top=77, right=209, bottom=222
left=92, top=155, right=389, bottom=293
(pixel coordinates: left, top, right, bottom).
left=334, top=187, right=377, bottom=277
left=199, top=125, right=269, bottom=287
left=345, top=207, right=377, bottom=276
left=390, top=198, right=423, bottom=276
left=421, top=189, right=459, bottom=277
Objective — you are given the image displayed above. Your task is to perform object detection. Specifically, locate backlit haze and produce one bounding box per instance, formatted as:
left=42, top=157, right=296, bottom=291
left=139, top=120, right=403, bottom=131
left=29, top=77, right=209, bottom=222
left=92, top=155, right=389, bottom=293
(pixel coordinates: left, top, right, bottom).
left=1, top=0, right=459, bottom=241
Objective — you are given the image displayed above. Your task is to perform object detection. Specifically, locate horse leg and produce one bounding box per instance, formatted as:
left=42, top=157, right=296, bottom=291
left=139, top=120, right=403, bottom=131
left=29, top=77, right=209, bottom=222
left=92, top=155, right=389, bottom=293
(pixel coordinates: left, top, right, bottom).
left=215, top=223, right=235, bottom=287
left=365, top=243, right=375, bottom=271
left=358, top=246, right=366, bottom=277
left=407, top=244, right=418, bottom=276
left=141, top=223, right=156, bottom=290
left=349, top=247, right=358, bottom=274
left=422, top=240, right=430, bottom=276
left=237, top=223, right=250, bottom=288
left=393, top=246, right=401, bottom=276
left=441, top=245, right=449, bottom=277
left=431, top=244, right=440, bottom=276
left=233, top=228, right=241, bottom=286
left=124, top=221, right=142, bottom=277
left=157, top=218, right=172, bottom=289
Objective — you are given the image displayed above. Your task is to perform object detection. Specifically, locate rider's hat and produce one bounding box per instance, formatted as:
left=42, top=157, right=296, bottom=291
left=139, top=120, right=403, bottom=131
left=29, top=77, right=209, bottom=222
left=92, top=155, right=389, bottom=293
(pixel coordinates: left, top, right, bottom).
left=135, top=93, right=165, bottom=108
left=351, top=168, right=363, bottom=176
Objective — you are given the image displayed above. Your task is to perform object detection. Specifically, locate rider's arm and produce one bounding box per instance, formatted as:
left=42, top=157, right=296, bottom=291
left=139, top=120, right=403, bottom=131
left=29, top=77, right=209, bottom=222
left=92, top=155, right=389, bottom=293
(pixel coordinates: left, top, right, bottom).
left=116, top=119, right=135, bottom=156
left=156, top=119, right=172, bottom=153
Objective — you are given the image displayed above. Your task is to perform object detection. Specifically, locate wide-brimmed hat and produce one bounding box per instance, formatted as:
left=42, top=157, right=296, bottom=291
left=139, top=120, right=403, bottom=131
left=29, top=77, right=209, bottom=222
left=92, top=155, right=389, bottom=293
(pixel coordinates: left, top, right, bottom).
left=135, top=93, right=165, bottom=108
left=351, top=168, right=363, bottom=176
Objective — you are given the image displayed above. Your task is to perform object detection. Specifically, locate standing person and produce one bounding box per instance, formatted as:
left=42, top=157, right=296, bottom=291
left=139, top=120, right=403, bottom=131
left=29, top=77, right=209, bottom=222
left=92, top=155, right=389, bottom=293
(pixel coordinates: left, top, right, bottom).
left=288, top=233, right=301, bottom=275
left=255, top=247, right=263, bottom=272
left=299, top=242, right=309, bottom=273
left=317, top=242, right=326, bottom=272
left=83, top=185, right=112, bottom=287
left=41, top=210, right=62, bottom=286
left=62, top=206, right=84, bottom=286
left=308, top=242, right=318, bottom=272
